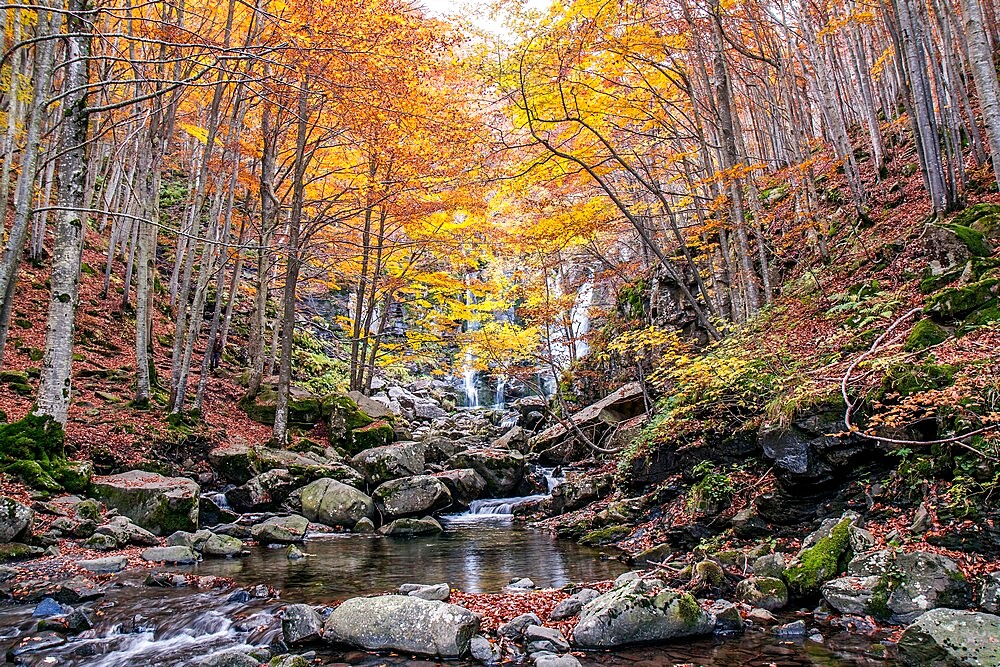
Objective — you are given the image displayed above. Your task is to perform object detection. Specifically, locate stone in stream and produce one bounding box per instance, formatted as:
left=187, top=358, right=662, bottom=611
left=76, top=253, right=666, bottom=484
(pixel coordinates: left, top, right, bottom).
left=549, top=588, right=600, bottom=621
left=197, top=649, right=261, bottom=667
left=77, top=555, right=127, bottom=573
left=141, top=545, right=200, bottom=564
left=202, top=533, right=244, bottom=557
left=37, top=608, right=94, bottom=635
left=322, top=594, right=481, bottom=658
left=434, top=469, right=487, bottom=507
left=0, top=497, right=34, bottom=543
left=90, top=471, right=200, bottom=535
left=352, top=517, right=375, bottom=533
left=506, top=577, right=536, bottom=590
left=378, top=516, right=442, bottom=536
left=225, top=469, right=298, bottom=512
left=93, top=515, right=158, bottom=547
left=350, top=442, right=425, bottom=486
left=167, top=529, right=213, bottom=551
left=772, top=620, right=807, bottom=637
left=446, top=450, right=525, bottom=496
left=299, top=478, right=375, bottom=528
left=735, top=577, right=788, bottom=611
left=499, top=612, right=543, bottom=639
left=707, top=599, right=743, bottom=634
left=400, top=582, right=450, bottom=601
left=250, top=515, right=309, bottom=543
left=572, top=579, right=715, bottom=648
left=54, top=575, right=106, bottom=603
left=524, top=625, right=570, bottom=653
left=282, top=603, right=323, bottom=644
left=534, top=655, right=582, bottom=667
left=470, top=635, right=501, bottom=664
left=33, top=597, right=72, bottom=617
left=898, top=609, right=1000, bottom=666
left=269, top=656, right=310, bottom=667
left=5, top=632, right=67, bottom=658
left=373, top=475, right=452, bottom=518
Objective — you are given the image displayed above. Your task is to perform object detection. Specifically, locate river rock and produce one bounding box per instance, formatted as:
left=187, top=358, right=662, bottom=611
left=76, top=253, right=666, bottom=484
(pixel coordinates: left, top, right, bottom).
left=0, top=497, right=34, bottom=543
left=401, top=582, right=450, bottom=601
left=898, top=609, right=1000, bottom=666
left=350, top=443, right=424, bottom=486
left=548, top=474, right=615, bottom=515
left=378, top=516, right=442, bottom=536
left=347, top=390, right=392, bottom=420
left=782, top=514, right=856, bottom=597
left=91, top=471, right=199, bottom=535
left=534, top=656, right=581, bottom=667
left=322, top=595, right=481, bottom=658
left=470, top=635, right=500, bottom=664
left=251, top=515, right=309, bottom=543
left=299, top=478, right=374, bottom=527
left=549, top=588, right=600, bottom=620
left=446, top=450, right=525, bottom=496
left=525, top=625, right=570, bottom=653
left=202, top=533, right=244, bottom=557
left=499, top=612, right=542, bottom=639
left=94, top=515, right=158, bottom=547
left=225, top=469, right=297, bottom=512
left=572, top=579, right=715, bottom=648
left=753, top=552, right=787, bottom=578
left=373, top=475, right=452, bottom=518
left=708, top=599, right=743, bottom=634
left=735, top=577, right=788, bottom=611
left=282, top=603, right=323, bottom=644
left=198, top=649, right=260, bottom=667
left=142, top=545, right=200, bottom=564
left=434, top=469, right=487, bottom=507
left=167, top=529, right=212, bottom=550
left=823, top=550, right=971, bottom=623
left=77, top=555, right=127, bottom=573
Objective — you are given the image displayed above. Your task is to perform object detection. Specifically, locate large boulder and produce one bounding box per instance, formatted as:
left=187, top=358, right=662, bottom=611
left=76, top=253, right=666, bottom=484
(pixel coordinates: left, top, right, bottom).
left=548, top=473, right=615, bottom=515
left=572, top=579, right=715, bottom=648
left=822, top=550, right=971, bottom=623
left=323, top=595, right=480, bottom=658
left=299, top=478, right=374, bottom=527
left=241, top=386, right=326, bottom=427
left=433, top=469, right=487, bottom=507
left=531, top=383, right=646, bottom=463
left=209, top=444, right=363, bottom=487
left=735, top=577, right=788, bottom=611
left=373, top=476, right=452, bottom=518
left=0, top=497, right=34, bottom=543
left=250, top=515, right=309, bottom=544
left=225, top=469, right=297, bottom=512
left=379, top=516, right=443, bottom=536
left=350, top=443, right=424, bottom=487
left=782, top=514, right=855, bottom=598
left=282, top=604, right=323, bottom=644
left=446, top=451, right=525, bottom=497
left=898, top=609, right=1000, bottom=666
left=91, top=471, right=199, bottom=535
left=347, top=391, right=391, bottom=420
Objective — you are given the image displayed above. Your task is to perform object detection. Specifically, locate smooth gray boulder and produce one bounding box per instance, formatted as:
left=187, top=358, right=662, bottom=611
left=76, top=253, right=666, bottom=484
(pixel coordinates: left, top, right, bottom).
left=572, top=579, right=715, bottom=648
left=401, top=582, right=450, bottom=601
left=821, top=576, right=881, bottom=615
left=499, top=612, right=542, bottom=639
left=225, top=469, right=297, bottom=512
left=898, top=609, right=1000, bottom=666
left=350, top=443, right=424, bottom=486
left=141, top=546, right=199, bottom=564
left=534, top=656, right=581, bottom=667
left=322, top=595, right=480, bottom=658
left=434, top=469, right=487, bottom=507
left=373, top=475, right=452, bottom=518
left=0, top=497, right=33, bottom=543
left=980, top=571, right=1000, bottom=613
left=446, top=450, right=525, bottom=496
left=77, top=555, right=127, bottom=573
left=202, top=533, right=244, bottom=557
left=91, top=471, right=199, bottom=535
left=525, top=625, right=570, bottom=653
left=299, top=478, right=374, bottom=528
left=378, top=516, right=442, bottom=536
left=549, top=588, right=600, bottom=621
left=251, top=515, right=309, bottom=543
left=282, top=603, right=322, bottom=644
left=95, top=515, right=158, bottom=547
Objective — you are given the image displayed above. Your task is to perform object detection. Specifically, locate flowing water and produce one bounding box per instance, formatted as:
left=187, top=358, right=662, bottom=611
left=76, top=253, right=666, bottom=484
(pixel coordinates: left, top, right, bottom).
left=0, top=519, right=900, bottom=666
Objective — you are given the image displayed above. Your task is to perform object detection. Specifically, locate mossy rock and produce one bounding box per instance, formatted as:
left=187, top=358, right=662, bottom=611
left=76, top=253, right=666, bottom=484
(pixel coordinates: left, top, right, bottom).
left=327, top=395, right=377, bottom=452
left=0, top=542, right=40, bottom=562
left=580, top=524, right=631, bottom=546
left=925, top=278, right=999, bottom=322
left=783, top=518, right=853, bottom=599
left=905, top=319, right=950, bottom=351
left=351, top=420, right=394, bottom=452
left=0, top=370, right=29, bottom=385
left=953, top=202, right=1000, bottom=229
left=940, top=224, right=993, bottom=257
left=883, top=360, right=957, bottom=397
left=240, top=387, right=327, bottom=427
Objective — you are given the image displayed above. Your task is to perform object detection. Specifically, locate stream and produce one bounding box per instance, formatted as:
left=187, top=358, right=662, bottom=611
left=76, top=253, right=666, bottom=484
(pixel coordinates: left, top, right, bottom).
left=0, top=517, right=900, bottom=666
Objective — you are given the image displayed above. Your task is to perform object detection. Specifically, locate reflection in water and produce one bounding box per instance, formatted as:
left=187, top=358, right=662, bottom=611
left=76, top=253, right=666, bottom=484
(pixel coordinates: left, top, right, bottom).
left=0, top=521, right=900, bottom=666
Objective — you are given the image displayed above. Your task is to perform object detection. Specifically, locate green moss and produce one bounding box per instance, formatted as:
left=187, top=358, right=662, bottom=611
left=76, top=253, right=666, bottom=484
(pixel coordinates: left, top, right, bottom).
left=0, top=542, right=36, bottom=562
left=905, top=319, right=950, bottom=351
left=866, top=574, right=895, bottom=619
left=351, top=420, right=393, bottom=452
left=941, top=224, right=993, bottom=257
left=953, top=202, right=1000, bottom=228
left=782, top=518, right=852, bottom=598
left=884, top=360, right=958, bottom=397
left=0, top=370, right=29, bottom=384
left=674, top=592, right=704, bottom=627
left=580, top=524, right=631, bottom=546
left=0, top=414, right=91, bottom=492
left=926, top=279, right=999, bottom=322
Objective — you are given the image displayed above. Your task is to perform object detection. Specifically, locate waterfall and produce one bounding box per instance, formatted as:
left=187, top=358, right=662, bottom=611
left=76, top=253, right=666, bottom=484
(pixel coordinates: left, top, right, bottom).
left=462, top=349, right=479, bottom=408
left=570, top=279, right=594, bottom=357
left=494, top=375, right=507, bottom=410
left=446, top=468, right=566, bottom=521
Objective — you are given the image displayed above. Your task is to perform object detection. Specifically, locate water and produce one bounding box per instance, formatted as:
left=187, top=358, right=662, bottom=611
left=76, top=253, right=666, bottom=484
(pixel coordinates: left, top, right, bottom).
left=449, top=495, right=549, bottom=517
left=0, top=521, right=900, bottom=666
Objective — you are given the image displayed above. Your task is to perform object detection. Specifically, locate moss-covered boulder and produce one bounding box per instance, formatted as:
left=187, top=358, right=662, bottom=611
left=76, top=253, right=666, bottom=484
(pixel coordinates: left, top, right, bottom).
left=373, top=475, right=452, bottom=519
left=572, top=578, right=715, bottom=648
left=351, top=420, right=394, bottom=452
left=446, top=450, right=525, bottom=496
left=91, top=471, right=199, bottom=535
left=350, top=442, right=425, bottom=487
left=735, top=576, right=789, bottom=611
left=783, top=516, right=854, bottom=599
left=240, top=386, right=326, bottom=427
left=905, top=319, right=950, bottom=351
left=926, top=278, right=999, bottom=322
left=0, top=414, right=91, bottom=492
left=328, top=395, right=393, bottom=454
left=300, top=478, right=375, bottom=527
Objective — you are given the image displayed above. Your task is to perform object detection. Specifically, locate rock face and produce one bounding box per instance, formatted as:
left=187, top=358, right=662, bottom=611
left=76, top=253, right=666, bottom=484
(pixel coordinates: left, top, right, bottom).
left=572, top=579, right=715, bottom=648
left=531, top=383, right=646, bottom=463
left=0, top=497, right=34, bottom=543
left=898, top=609, right=1000, bottom=666
left=822, top=550, right=971, bottom=623
left=446, top=451, right=525, bottom=497
left=350, top=443, right=424, bottom=487
left=91, top=471, right=199, bottom=535
left=299, top=478, right=374, bottom=527
left=373, top=475, right=452, bottom=518
left=322, top=595, right=481, bottom=658
left=250, top=515, right=309, bottom=543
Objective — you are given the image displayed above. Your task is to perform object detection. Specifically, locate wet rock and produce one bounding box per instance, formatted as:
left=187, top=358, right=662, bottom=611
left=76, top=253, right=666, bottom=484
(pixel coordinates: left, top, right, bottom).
left=226, top=469, right=297, bottom=512
left=898, top=609, right=1000, bottom=666
left=299, top=478, right=375, bottom=528
left=708, top=599, right=743, bottom=634
left=77, top=555, right=127, bottom=573
left=572, top=579, right=715, bottom=648
left=199, top=495, right=238, bottom=526
left=548, top=474, right=615, bottom=515
left=735, top=577, right=788, bottom=611
left=378, top=516, right=442, bottom=536
left=549, top=588, right=599, bottom=621
left=37, top=608, right=94, bottom=634
left=95, top=515, right=158, bottom=547
left=499, top=612, right=542, bottom=639
left=752, top=552, right=787, bottom=579
left=746, top=608, right=777, bottom=625
left=197, top=649, right=260, bottom=667
left=282, top=603, right=322, bottom=644
left=0, top=497, right=34, bottom=542
left=251, top=515, right=309, bottom=543
left=821, top=576, right=881, bottom=616
left=202, top=533, right=244, bottom=557
left=446, top=450, right=525, bottom=496
left=401, top=582, right=450, bottom=601
left=141, top=545, right=200, bottom=564
left=534, top=655, right=581, bottom=667
left=373, top=475, right=452, bottom=518
left=54, top=575, right=105, bottom=603
left=33, top=597, right=71, bottom=617
left=525, top=625, right=570, bottom=653
left=470, top=634, right=500, bottom=664
left=434, top=469, right=487, bottom=507
left=322, top=594, right=481, bottom=658
left=167, top=529, right=212, bottom=550
left=91, top=471, right=200, bottom=535
left=507, top=577, right=536, bottom=590
left=287, top=544, right=306, bottom=560
left=6, top=631, right=67, bottom=657
left=353, top=517, right=375, bottom=533
left=773, top=620, right=807, bottom=636
left=350, top=443, right=425, bottom=486
left=782, top=514, right=856, bottom=598
left=268, top=656, right=310, bottom=667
